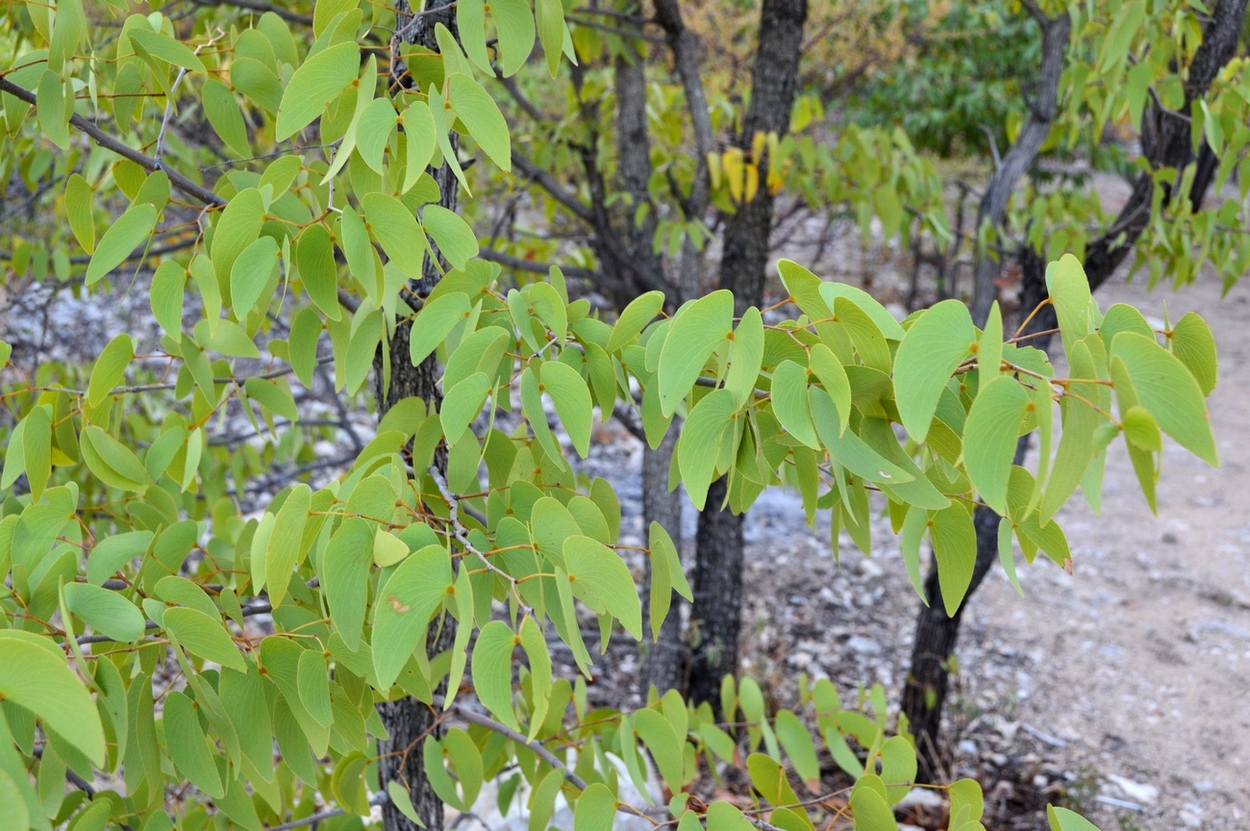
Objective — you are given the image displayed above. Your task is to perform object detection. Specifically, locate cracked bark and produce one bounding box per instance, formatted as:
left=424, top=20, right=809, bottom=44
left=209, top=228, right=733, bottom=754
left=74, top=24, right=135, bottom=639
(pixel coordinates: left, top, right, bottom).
left=688, top=0, right=809, bottom=713
left=374, top=3, right=458, bottom=830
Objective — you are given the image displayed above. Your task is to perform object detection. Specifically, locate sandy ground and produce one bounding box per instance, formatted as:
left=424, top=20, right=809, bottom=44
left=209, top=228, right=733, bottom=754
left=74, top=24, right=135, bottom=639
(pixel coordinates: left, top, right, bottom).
left=963, top=268, right=1250, bottom=829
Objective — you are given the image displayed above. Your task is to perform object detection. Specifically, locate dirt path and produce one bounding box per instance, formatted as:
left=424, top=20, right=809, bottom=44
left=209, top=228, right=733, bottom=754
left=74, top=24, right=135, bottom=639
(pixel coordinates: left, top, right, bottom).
left=967, top=269, right=1250, bottom=829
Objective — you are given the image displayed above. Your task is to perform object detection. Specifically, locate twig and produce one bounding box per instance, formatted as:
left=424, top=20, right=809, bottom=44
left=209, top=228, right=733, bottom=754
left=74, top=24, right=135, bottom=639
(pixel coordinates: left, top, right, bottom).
left=263, top=792, right=389, bottom=831
left=428, top=466, right=531, bottom=614
left=0, top=78, right=226, bottom=208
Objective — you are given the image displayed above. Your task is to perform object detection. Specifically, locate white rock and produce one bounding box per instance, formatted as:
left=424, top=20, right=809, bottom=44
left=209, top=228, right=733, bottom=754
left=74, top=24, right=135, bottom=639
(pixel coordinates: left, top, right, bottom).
left=895, top=787, right=944, bottom=810
left=1105, top=773, right=1159, bottom=804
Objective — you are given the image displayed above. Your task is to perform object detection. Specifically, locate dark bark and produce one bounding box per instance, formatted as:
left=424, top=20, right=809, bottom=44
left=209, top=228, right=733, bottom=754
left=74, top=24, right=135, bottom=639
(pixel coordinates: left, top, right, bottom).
left=641, top=428, right=687, bottom=695
left=687, top=477, right=745, bottom=709
left=688, top=0, right=808, bottom=712
left=1083, top=0, right=1248, bottom=292
left=905, top=0, right=1247, bottom=781
left=613, top=2, right=689, bottom=696
left=969, top=6, right=1071, bottom=327
left=376, top=4, right=458, bottom=830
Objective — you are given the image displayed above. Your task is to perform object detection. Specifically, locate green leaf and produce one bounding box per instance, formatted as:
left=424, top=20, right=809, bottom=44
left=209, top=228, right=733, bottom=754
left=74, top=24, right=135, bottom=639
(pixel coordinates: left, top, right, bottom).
left=244, top=376, right=299, bottom=422
left=808, top=343, right=851, bottom=437
left=1170, top=311, right=1217, bottom=397
left=894, top=299, right=975, bottom=441
left=492, top=0, right=538, bottom=77
left=163, top=690, right=224, bottom=798
left=128, top=27, right=205, bottom=73
left=706, top=803, right=755, bottom=831
left=423, top=205, right=478, bottom=271
left=608, top=291, right=664, bottom=353
left=211, top=188, right=265, bottom=305
left=275, top=41, right=360, bottom=140
left=849, top=776, right=897, bottom=831
left=441, top=371, right=491, bottom=447
left=401, top=101, right=437, bottom=193
left=37, top=69, right=69, bottom=150
left=363, top=192, right=429, bottom=280
left=203, top=78, right=250, bottom=157
left=519, top=616, right=552, bottom=737
left=878, top=735, right=917, bottom=804
left=373, top=529, right=410, bottom=568
left=573, top=783, right=617, bottom=831
left=357, top=97, right=398, bottom=172
left=22, top=405, right=51, bottom=502
left=150, top=260, right=186, bottom=340
left=296, top=223, right=342, bottom=319
left=563, top=535, right=642, bottom=640
left=297, top=649, right=333, bottom=727
left=0, top=770, right=28, bottom=831
left=65, top=174, right=95, bottom=254
left=388, top=780, right=427, bottom=827
left=1046, top=254, right=1098, bottom=363
left=677, top=388, right=737, bottom=510
left=62, top=583, right=145, bottom=643
left=86, top=204, right=157, bottom=286
left=448, top=73, right=511, bottom=171
left=411, top=293, right=471, bottom=365
left=324, top=518, right=373, bottom=651
left=775, top=710, right=821, bottom=789
left=658, top=290, right=732, bottom=416
left=725, top=307, right=764, bottom=407
left=81, top=426, right=152, bottom=491
left=230, top=235, right=280, bottom=315
left=164, top=607, right=246, bottom=672
left=372, top=544, right=454, bottom=690
left=0, top=636, right=106, bottom=766
left=48, top=0, right=85, bottom=73
left=634, top=708, right=683, bottom=792
left=963, top=376, right=1030, bottom=515
left=539, top=361, right=593, bottom=457
left=810, top=393, right=911, bottom=485
left=289, top=308, right=324, bottom=387
left=1110, top=332, right=1217, bottom=465
left=1121, top=405, right=1161, bottom=452
left=471, top=621, right=519, bottom=731
left=931, top=505, right=976, bottom=617
left=264, top=484, right=311, bottom=608
left=536, top=0, right=568, bottom=77
left=1047, top=805, right=1100, bottom=831
left=771, top=360, right=819, bottom=449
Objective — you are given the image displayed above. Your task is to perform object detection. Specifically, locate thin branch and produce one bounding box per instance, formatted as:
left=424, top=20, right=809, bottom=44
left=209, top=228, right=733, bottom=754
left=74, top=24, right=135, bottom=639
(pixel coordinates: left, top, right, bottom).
left=263, top=792, right=389, bottom=831
left=478, top=248, right=598, bottom=282
left=0, top=78, right=226, bottom=208
left=428, top=466, right=530, bottom=613
left=510, top=150, right=595, bottom=223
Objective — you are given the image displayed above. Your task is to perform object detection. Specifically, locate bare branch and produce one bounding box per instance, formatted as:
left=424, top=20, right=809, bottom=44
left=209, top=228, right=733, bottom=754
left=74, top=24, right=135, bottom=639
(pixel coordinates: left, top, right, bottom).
left=0, top=78, right=226, bottom=209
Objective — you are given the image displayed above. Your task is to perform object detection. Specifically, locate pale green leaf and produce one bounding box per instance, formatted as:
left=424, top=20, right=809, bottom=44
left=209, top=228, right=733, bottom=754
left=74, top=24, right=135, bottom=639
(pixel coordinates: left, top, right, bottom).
left=677, top=388, right=737, bottom=509
left=86, top=204, right=157, bottom=285
left=448, top=72, right=511, bottom=171
left=0, top=636, right=106, bottom=765
left=65, top=173, right=95, bottom=254
left=573, top=783, right=617, bottom=831
left=164, top=607, right=246, bottom=672
left=894, top=299, right=975, bottom=441
left=564, top=535, right=642, bottom=640
left=265, top=484, right=311, bottom=608
left=471, top=621, right=519, bottom=731
left=372, top=544, right=453, bottom=689
left=963, top=376, right=1030, bottom=516
left=275, top=41, right=360, bottom=140
left=658, top=290, right=733, bottom=416
left=539, top=360, right=592, bottom=458
left=423, top=205, right=478, bottom=270
left=324, top=518, right=373, bottom=651
left=63, top=583, right=146, bottom=643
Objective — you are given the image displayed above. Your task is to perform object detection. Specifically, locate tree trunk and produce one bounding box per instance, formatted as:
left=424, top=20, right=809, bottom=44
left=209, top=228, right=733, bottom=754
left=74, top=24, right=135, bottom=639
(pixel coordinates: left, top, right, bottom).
left=376, top=4, right=458, bottom=829
left=642, top=428, right=687, bottom=695
left=905, top=0, right=1246, bottom=781
left=687, top=0, right=808, bottom=712
left=969, top=7, right=1070, bottom=327
left=687, top=477, right=745, bottom=709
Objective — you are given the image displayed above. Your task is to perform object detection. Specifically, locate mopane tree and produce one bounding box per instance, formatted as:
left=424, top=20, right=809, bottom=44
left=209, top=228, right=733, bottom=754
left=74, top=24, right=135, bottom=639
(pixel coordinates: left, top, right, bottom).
left=900, top=0, right=1249, bottom=780
left=0, top=4, right=1225, bottom=831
